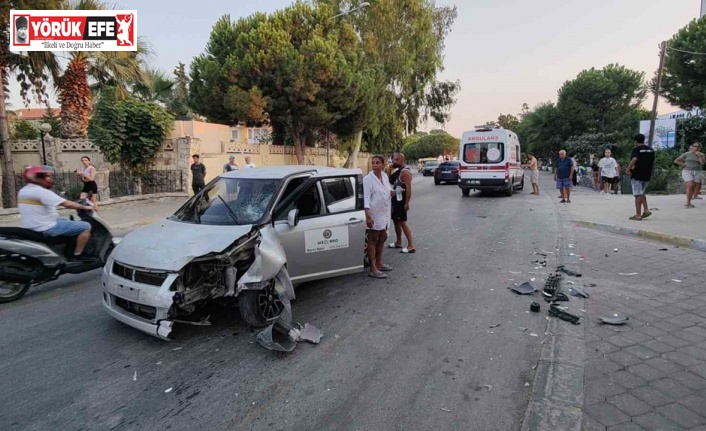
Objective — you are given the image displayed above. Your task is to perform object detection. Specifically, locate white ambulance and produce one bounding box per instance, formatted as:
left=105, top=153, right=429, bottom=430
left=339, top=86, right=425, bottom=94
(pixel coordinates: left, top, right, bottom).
left=458, top=126, right=524, bottom=197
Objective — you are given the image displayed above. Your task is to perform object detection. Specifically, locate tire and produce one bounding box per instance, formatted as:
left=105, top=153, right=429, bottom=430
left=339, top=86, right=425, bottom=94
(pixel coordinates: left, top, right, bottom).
left=0, top=255, right=38, bottom=303
left=505, top=180, right=514, bottom=197
left=238, top=280, right=284, bottom=328
left=461, top=188, right=470, bottom=197
left=518, top=176, right=525, bottom=191
left=434, top=179, right=440, bottom=185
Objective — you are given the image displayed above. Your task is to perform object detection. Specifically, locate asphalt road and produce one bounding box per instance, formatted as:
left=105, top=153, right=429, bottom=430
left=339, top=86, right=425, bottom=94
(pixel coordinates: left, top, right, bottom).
left=1, top=172, right=563, bottom=431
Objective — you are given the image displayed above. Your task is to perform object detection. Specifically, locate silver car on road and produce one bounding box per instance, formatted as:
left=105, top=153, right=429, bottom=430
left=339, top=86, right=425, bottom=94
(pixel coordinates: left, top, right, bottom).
left=102, top=166, right=367, bottom=340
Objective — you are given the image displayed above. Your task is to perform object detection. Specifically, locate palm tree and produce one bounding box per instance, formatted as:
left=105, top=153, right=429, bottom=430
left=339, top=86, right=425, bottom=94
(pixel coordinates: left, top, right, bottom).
left=57, top=0, right=152, bottom=138
left=131, top=68, right=175, bottom=104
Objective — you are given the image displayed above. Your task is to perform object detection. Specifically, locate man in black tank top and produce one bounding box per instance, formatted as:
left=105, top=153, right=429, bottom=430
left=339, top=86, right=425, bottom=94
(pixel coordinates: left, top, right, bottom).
left=389, top=153, right=416, bottom=253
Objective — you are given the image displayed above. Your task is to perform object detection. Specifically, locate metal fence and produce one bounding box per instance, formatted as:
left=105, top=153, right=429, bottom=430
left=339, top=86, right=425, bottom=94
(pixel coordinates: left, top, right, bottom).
left=4, top=167, right=184, bottom=207
left=109, top=168, right=184, bottom=198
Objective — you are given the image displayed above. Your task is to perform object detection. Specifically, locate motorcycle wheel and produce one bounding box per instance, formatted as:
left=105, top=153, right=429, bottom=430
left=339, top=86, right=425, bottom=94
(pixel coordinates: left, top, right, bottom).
left=0, top=256, right=36, bottom=303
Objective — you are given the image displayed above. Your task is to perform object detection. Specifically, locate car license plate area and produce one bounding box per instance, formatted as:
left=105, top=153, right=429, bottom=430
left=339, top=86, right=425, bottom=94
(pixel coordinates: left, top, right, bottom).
left=115, top=284, right=140, bottom=301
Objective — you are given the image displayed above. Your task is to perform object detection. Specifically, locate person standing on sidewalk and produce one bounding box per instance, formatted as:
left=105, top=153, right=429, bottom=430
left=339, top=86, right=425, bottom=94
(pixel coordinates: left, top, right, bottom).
left=190, top=154, right=207, bottom=195
left=523, top=152, right=540, bottom=195
left=363, top=155, right=394, bottom=279
left=694, top=142, right=704, bottom=200
left=388, top=152, right=416, bottom=254
left=626, top=134, right=655, bottom=220
left=590, top=154, right=601, bottom=191
left=223, top=155, right=238, bottom=173
left=598, top=149, right=619, bottom=199
left=674, top=141, right=705, bottom=208
left=244, top=156, right=257, bottom=169
left=76, top=156, right=99, bottom=210
left=554, top=150, right=574, bottom=203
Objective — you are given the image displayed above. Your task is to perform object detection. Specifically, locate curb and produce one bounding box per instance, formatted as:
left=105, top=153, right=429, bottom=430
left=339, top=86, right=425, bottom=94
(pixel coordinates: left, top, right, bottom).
left=575, top=220, right=706, bottom=252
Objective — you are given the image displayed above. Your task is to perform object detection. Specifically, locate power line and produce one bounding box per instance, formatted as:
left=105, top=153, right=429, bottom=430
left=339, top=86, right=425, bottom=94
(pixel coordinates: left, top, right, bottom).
left=667, top=46, right=706, bottom=55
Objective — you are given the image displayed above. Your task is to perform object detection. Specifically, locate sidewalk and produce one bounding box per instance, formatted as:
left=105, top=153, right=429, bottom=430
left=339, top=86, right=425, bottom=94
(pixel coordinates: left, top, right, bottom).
left=0, top=197, right=185, bottom=232
left=538, top=172, right=706, bottom=251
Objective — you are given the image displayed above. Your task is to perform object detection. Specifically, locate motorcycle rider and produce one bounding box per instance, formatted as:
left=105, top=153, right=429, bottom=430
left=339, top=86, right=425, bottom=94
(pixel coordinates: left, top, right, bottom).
left=18, top=166, right=95, bottom=262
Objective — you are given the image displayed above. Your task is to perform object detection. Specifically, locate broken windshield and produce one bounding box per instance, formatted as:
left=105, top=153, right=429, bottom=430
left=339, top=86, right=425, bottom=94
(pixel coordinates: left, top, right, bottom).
left=171, top=178, right=281, bottom=225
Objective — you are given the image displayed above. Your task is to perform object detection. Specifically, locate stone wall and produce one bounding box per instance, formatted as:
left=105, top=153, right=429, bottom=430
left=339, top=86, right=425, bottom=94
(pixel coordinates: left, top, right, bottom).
left=3, top=134, right=371, bottom=204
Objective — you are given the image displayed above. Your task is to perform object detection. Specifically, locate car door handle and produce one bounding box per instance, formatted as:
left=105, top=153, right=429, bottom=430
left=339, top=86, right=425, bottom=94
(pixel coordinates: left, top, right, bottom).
left=345, top=218, right=364, bottom=225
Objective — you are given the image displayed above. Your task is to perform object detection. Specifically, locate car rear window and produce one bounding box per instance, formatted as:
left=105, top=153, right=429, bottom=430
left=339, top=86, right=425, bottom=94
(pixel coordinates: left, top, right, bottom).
left=463, top=143, right=504, bottom=164
left=439, top=163, right=459, bottom=169
left=425, top=162, right=439, bottom=167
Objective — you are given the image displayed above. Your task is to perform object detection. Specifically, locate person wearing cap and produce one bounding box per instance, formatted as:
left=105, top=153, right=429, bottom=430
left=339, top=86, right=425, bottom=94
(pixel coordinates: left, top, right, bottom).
left=15, top=16, right=29, bottom=44
left=223, top=155, right=239, bottom=173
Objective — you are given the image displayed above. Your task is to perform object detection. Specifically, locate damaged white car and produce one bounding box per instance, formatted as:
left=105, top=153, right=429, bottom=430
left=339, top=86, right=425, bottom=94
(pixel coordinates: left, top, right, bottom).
left=102, top=166, right=367, bottom=340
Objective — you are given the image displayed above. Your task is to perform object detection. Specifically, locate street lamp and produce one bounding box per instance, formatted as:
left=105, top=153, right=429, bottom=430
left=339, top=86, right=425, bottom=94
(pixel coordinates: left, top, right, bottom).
left=332, top=2, right=370, bottom=18
left=39, top=123, right=52, bottom=165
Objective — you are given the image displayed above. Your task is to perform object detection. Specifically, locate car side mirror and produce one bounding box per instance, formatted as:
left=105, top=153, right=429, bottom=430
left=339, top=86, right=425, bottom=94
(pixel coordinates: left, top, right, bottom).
left=287, top=209, right=300, bottom=227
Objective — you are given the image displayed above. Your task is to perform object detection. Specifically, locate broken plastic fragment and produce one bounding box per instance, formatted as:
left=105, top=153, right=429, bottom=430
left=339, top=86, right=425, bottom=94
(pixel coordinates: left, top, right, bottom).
left=553, top=292, right=570, bottom=302
left=132, top=371, right=137, bottom=381
left=598, top=316, right=629, bottom=325
left=558, top=265, right=582, bottom=277
left=297, top=323, right=324, bottom=344
left=164, top=388, right=173, bottom=393
left=509, top=282, right=537, bottom=295
left=569, top=287, right=589, bottom=298
left=489, top=323, right=501, bottom=328
left=530, top=333, right=539, bottom=337
left=671, top=279, right=683, bottom=283
left=548, top=304, right=581, bottom=325
left=483, top=385, right=493, bottom=391
left=441, top=408, right=451, bottom=412
left=256, top=322, right=297, bottom=352
left=618, top=272, right=639, bottom=276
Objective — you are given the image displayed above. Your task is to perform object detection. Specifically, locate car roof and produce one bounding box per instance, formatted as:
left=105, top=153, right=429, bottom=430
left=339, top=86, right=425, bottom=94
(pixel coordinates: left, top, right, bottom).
left=219, top=165, right=361, bottom=180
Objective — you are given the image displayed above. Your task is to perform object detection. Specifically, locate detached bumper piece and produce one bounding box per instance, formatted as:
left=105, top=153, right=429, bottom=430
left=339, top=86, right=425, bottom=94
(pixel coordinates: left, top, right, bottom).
left=548, top=304, right=581, bottom=325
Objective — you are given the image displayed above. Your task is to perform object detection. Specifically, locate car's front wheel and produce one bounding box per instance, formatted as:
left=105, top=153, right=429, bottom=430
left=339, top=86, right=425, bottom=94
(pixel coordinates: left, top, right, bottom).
left=238, top=280, right=284, bottom=328
left=434, top=179, right=440, bottom=185
left=461, top=188, right=471, bottom=197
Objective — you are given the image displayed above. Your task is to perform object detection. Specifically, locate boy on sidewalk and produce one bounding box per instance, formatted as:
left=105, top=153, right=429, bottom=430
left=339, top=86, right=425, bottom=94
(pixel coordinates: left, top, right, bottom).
left=626, top=134, right=655, bottom=221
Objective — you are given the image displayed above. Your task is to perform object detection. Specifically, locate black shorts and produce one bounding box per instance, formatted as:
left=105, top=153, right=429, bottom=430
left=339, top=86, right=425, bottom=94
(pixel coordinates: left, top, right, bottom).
left=82, top=181, right=98, bottom=194
left=601, top=176, right=617, bottom=184
left=391, top=202, right=407, bottom=222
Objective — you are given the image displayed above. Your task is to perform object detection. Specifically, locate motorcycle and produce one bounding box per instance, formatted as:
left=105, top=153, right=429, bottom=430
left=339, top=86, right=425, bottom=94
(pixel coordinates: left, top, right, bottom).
left=0, top=199, right=120, bottom=303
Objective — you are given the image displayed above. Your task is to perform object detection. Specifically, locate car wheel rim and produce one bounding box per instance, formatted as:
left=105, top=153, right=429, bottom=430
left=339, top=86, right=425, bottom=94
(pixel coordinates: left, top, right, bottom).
left=256, top=281, right=284, bottom=321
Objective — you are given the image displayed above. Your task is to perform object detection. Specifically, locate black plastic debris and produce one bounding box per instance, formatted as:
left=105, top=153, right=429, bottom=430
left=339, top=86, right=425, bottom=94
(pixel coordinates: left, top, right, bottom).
left=509, top=282, right=537, bottom=295
left=530, top=302, right=541, bottom=312
left=553, top=292, right=570, bottom=302
left=569, top=287, right=589, bottom=298
left=558, top=265, right=582, bottom=277
left=598, top=316, right=629, bottom=325
left=658, top=248, right=668, bottom=251
left=543, top=273, right=561, bottom=298
left=548, top=304, right=581, bottom=325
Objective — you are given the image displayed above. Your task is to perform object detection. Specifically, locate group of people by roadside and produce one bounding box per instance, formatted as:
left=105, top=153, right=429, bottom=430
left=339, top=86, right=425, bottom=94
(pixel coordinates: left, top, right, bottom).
left=189, top=154, right=257, bottom=195
left=552, top=134, right=657, bottom=220
left=363, top=153, right=416, bottom=280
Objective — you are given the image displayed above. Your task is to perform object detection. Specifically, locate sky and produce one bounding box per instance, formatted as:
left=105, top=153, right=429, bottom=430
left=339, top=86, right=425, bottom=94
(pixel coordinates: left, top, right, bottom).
left=8, top=0, right=703, bottom=139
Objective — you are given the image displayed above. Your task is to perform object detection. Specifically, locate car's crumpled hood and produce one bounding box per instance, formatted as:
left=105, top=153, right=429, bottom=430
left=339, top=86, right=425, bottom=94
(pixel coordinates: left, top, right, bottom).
left=112, top=219, right=254, bottom=271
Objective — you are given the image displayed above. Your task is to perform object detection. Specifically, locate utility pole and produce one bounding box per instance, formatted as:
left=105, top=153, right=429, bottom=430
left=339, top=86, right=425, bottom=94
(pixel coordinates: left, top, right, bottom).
left=647, top=41, right=667, bottom=148
left=0, top=62, right=17, bottom=207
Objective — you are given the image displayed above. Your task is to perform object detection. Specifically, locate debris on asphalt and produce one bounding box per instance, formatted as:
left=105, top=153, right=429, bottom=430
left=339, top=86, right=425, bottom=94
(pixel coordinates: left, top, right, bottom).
left=548, top=304, right=581, bottom=325
left=530, top=302, right=540, bottom=312
left=441, top=408, right=451, bottom=412
left=553, top=292, right=570, bottom=302
left=618, top=272, right=639, bottom=276
left=613, top=248, right=619, bottom=252
left=671, top=279, right=683, bottom=283
left=569, top=287, right=589, bottom=298
left=558, top=265, right=582, bottom=277
left=658, top=248, right=668, bottom=251
left=483, top=385, right=493, bottom=391
left=172, top=347, right=183, bottom=351
left=164, top=388, right=173, bottom=393
left=489, top=323, right=501, bottom=328
left=132, top=371, right=137, bottom=381
left=509, top=271, right=522, bottom=274
left=509, top=282, right=537, bottom=295
left=530, top=333, right=539, bottom=337
left=598, top=316, right=630, bottom=325
left=524, top=382, right=530, bottom=387
left=519, top=327, right=529, bottom=332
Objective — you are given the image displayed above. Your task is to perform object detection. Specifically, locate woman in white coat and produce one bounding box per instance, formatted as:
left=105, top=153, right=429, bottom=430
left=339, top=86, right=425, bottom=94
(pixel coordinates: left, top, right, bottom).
left=363, top=155, right=395, bottom=279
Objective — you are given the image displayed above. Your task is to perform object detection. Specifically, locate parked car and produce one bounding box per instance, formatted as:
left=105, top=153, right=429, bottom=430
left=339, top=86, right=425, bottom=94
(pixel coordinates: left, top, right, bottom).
left=434, top=161, right=461, bottom=185
left=417, top=157, right=438, bottom=172
left=422, top=161, right=440, bottom=176
left=102, top=166, right=368, bottom=340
